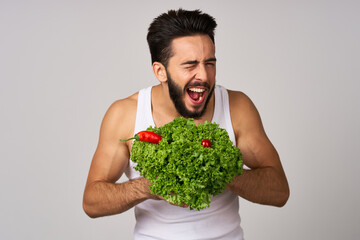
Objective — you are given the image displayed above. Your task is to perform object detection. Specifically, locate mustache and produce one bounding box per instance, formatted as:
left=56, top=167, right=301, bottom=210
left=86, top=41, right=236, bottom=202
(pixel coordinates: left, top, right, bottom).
left=184, top=81, right=211, bottom=90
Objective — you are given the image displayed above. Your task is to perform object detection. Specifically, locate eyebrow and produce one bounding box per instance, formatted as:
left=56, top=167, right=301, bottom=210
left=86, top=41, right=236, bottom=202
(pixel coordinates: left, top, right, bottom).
left=205, top=58, right=217, bottom=63
left=181, top=58, right=217, bottom=65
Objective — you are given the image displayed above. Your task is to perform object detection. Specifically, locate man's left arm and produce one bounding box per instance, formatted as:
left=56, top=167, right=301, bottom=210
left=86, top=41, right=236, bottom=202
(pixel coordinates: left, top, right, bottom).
left=226, top=90, right=290, bottom=207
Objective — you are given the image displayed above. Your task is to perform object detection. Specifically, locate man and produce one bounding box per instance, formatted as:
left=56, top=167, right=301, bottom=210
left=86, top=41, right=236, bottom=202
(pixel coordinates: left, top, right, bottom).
left=83, top=9, right=289, bottom=239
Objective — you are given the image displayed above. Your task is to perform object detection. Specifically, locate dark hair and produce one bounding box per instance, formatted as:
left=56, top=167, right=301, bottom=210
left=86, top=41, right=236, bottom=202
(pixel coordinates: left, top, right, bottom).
left=147, top=9, right=217, bottom=67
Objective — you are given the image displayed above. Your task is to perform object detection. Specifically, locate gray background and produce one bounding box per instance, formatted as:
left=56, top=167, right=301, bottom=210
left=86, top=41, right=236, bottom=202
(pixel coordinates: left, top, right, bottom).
left=1, top=0, right=359, bottom=239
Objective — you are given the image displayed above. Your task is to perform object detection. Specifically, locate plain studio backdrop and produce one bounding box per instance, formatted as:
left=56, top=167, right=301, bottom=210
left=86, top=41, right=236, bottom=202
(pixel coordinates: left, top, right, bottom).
left=1, top=0, right=359, bottom=239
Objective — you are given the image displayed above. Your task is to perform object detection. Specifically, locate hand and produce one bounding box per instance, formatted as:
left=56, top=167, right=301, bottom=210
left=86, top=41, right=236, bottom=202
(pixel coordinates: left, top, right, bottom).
left=142, top=178, right=189, bottom=208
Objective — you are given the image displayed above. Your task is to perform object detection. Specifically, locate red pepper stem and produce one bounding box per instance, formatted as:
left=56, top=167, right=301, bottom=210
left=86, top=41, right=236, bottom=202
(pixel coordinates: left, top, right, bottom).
left=120, top=134, right=140, bottom=142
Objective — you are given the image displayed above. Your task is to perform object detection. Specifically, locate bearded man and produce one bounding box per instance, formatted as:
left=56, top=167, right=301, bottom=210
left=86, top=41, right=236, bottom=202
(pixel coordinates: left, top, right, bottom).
left=83, top=9, right=289, bottom=240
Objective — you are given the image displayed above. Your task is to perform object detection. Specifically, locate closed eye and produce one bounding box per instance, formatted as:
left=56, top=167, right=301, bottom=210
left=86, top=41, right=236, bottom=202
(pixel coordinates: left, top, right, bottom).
left=181, top=65, right=194, bottom=70
left=205, top=57, right=217, bottom=66
left=181, top=60, right=198, bottom=69
left=181, top=60, right=199, bottom=66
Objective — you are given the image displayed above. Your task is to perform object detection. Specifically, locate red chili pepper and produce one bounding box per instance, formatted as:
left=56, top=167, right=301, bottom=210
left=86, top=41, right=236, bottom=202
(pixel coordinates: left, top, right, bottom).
left=121, top=131, right=162, bottom=144
left=201, top=139, right=211, bottom=148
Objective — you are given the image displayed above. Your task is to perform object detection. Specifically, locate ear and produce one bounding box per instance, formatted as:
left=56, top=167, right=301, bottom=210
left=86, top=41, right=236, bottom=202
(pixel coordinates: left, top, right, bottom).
left=152, top=62, right=167, bottom=83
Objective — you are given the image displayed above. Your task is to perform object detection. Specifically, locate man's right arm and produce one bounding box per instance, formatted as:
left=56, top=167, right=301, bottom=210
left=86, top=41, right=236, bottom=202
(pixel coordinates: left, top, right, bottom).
left=82, top=97, right=159, bottom=218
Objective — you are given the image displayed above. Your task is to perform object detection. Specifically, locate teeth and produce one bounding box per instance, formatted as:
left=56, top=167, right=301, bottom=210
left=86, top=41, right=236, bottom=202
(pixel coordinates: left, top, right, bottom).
left=188, top=88, right=205, bottom=93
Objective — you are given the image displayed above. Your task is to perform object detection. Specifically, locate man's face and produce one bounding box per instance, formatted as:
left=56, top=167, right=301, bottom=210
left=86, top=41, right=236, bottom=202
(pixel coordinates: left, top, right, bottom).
left=165, top=34, right=216, bottom=119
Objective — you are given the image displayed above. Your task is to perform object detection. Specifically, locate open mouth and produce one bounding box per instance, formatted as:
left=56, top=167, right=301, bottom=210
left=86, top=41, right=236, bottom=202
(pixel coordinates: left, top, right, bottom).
left=186, top=87, right=207, bottom=104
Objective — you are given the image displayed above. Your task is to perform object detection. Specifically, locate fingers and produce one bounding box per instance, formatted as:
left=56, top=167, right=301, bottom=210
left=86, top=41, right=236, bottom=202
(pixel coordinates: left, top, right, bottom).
left=144, top=178, right=189, bottom=208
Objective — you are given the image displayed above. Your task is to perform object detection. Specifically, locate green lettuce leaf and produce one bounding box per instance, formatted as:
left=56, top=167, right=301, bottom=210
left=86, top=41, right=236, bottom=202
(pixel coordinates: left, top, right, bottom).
left=130, top=117, right=243, bottom=210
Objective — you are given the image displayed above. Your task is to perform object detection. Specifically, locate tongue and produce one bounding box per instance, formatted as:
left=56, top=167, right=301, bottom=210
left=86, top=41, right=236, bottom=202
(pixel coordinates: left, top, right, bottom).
left=188, top=90, right=200, bottom=101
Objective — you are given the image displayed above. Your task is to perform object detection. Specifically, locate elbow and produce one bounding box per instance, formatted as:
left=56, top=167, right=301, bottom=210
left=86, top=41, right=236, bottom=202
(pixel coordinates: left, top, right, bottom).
left=83, top=201, right=97, bottom=218
left=83, top=190, right=102, bottom=218
left=276, top=185, right=290, bottom=207
left=83, top=204, right=94, bottom=218
left=83, top=200, right=104, bottom=219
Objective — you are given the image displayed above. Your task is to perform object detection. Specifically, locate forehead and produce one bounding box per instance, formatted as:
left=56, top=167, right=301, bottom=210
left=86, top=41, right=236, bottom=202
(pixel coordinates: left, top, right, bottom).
left=169, top=35, right=215, bottom=62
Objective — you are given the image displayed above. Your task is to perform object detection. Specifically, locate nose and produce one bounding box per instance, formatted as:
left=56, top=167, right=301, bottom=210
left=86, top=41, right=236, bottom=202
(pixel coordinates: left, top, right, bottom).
left=195, top=63, right=209, bottom=81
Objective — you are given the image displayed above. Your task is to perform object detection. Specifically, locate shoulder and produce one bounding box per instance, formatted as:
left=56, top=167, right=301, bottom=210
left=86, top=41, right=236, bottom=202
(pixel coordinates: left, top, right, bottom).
left=100, top=92, right=139, bottom=143
left=106, top=92, right=138, bottom=119
left=227, top=89, right=259, bottom=121
left=226, top=89, right=264, bottom=138
left=227, top=89, right=250, bottom=105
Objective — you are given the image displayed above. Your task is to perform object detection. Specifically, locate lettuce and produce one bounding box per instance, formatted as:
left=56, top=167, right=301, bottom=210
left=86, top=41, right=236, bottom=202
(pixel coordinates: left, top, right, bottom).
left=130, top=117, right=243, bottom=210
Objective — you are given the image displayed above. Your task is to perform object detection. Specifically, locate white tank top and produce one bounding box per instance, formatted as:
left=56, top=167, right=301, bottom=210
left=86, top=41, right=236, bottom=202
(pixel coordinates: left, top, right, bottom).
left=125, top=85, right=244, bottom=240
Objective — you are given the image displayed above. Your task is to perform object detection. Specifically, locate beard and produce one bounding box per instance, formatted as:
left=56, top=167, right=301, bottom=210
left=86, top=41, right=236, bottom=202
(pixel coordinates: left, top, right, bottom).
left=166, top=70, right=215, bottom=119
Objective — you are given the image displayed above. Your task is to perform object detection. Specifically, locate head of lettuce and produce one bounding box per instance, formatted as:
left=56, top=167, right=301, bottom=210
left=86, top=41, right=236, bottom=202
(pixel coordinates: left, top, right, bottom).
left=130, top=117, right=243, bottom=210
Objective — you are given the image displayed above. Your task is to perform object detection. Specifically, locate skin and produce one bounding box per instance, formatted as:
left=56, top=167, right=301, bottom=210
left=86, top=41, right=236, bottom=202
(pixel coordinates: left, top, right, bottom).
left=83, top=34, right=289, bottom=218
